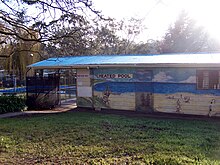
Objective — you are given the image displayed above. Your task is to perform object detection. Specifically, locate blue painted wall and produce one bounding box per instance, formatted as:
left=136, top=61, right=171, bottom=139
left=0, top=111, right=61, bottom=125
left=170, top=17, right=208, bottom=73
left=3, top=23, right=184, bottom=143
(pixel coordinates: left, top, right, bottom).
left=93, top=68, right=220, bottom=95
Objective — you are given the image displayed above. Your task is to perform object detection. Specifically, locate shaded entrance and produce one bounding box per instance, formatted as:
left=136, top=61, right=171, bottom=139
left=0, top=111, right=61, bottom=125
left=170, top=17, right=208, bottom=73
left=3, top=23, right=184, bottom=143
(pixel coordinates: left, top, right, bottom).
left=26, top=69, right=76, bottom=110
left=26, top=76, right=60, bottom=109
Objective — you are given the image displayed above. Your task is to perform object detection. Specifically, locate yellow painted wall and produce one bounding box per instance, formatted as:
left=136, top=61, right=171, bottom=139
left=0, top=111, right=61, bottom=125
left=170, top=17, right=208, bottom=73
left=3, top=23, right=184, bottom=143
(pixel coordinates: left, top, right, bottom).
left=93, top=91, right=136, bottom=110
left=154, top=93, right=220, bottom=116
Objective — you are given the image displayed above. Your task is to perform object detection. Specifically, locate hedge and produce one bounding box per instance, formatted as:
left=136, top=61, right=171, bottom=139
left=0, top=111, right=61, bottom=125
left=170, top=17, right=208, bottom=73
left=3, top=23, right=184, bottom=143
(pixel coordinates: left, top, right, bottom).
left=0, top=95, right=26, bottom=114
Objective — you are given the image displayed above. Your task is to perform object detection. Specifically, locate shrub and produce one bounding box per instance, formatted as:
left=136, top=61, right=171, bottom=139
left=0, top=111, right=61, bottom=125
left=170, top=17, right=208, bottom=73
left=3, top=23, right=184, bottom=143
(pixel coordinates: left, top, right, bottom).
left=0, top=95, right=26, bottom=114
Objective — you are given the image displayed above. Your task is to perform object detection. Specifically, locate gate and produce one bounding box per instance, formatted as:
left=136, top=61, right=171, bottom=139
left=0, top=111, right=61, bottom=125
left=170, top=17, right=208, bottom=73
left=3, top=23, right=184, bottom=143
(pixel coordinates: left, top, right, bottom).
left=26, top=76, right=60, bottom=110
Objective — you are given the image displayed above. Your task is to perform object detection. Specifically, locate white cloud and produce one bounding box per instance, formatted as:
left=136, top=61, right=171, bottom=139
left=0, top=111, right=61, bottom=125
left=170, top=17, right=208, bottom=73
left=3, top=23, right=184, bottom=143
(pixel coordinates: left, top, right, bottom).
left=180, top=76, right=196, bottom=83
left=152, top=72, right=173, bottom=82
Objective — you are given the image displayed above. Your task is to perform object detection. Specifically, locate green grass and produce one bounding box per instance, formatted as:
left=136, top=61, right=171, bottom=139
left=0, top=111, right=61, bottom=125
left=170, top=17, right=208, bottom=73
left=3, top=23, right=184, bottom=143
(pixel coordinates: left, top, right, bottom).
left=0, top=111, right=220, bottom=164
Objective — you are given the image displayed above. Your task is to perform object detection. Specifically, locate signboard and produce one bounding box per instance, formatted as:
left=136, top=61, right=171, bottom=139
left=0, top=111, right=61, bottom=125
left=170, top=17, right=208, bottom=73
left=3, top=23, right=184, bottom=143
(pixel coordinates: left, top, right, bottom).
left=76, top=74, right=90, bottom=78
left=77, top=87, right=92, bottom=97
left=97, top=74, right=133, bottom=79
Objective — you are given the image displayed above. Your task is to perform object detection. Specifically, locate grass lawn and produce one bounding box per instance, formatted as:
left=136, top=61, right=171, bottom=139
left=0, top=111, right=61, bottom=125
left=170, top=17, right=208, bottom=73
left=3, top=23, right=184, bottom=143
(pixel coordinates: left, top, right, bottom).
left=0, top=111, right=220, bottom=164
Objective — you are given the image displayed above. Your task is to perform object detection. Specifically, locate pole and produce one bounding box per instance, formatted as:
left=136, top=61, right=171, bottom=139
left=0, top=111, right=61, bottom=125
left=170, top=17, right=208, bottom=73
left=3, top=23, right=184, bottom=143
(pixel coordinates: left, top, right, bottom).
left=12, top=59, right=16, bottom=93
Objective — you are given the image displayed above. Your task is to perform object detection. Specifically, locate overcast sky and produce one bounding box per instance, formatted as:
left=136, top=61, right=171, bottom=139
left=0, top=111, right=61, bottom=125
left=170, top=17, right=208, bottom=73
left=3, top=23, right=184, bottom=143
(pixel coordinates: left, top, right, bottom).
left=92, top=0, right=220, bottom=42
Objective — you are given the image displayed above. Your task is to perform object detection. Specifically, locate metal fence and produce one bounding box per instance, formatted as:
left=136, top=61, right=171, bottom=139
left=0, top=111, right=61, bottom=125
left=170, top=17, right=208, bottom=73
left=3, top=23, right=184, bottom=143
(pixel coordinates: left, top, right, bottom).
left=26, top=76, right=60, bottom=110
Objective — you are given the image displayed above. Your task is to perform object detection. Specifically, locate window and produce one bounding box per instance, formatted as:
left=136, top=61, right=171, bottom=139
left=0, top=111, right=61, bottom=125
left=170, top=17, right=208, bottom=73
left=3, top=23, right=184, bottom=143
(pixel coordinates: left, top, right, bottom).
left=197, top=70, right=220, bottom=89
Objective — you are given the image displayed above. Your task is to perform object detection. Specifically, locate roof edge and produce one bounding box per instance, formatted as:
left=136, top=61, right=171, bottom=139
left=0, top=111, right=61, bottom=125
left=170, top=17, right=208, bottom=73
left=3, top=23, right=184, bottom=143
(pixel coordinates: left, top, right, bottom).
left=27, top=63, right=220, bottom=69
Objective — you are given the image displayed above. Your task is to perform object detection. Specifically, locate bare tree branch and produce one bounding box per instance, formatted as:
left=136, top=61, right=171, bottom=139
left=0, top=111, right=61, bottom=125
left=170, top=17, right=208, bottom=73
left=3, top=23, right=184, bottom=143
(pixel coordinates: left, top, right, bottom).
left=0, top=0, right=103, bottom=44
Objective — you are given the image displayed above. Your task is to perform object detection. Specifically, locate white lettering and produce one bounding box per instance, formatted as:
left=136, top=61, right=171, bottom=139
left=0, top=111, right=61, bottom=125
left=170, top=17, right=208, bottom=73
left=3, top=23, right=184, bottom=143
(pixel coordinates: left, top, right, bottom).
left=97, top=74, right=133, bottom=79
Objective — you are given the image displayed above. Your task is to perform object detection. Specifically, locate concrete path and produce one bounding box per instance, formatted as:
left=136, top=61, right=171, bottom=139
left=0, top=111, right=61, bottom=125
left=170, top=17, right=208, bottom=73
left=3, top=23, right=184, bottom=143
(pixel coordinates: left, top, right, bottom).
left=0, top=99, right=76, bottom=119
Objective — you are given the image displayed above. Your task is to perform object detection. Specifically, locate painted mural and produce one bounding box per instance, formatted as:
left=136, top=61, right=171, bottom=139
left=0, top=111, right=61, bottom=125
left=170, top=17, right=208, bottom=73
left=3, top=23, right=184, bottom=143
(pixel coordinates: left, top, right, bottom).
left=76, top=97, right=92, bottom=107
left=92, top=68, right=153, bottom=111
left=136, top=92, right=153, bottom=112
left=152, top=68, right=220, bottom=116
left=90, top=67, right=220, bottom=116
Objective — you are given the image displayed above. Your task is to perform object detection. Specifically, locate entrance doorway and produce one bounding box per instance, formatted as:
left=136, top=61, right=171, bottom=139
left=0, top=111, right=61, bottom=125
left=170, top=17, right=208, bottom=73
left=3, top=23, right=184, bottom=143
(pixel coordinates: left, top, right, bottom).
left=26, top=68, right=76, bottom=109
left=59, top=69, right=76, bottom=103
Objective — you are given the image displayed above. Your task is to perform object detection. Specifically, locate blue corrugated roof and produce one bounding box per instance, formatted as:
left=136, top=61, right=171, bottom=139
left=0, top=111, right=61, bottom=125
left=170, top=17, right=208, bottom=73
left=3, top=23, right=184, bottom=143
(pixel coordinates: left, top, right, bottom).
left=28, top=53, right=220, bottom=69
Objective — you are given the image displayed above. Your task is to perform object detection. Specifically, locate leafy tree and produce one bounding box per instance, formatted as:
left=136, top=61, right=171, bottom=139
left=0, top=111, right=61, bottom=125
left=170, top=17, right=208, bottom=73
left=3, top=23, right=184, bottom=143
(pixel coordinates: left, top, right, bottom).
left=160, top=11, right=220, bottom=53
left=128, top=39, right=160, bottom=54
left=44, top=21, right=93, bottom=56
left=3, top=39, right=42, bottom=80
left=45, top=18, right=122, bottom=56
left=45, top=18, right=152, bottom=56
left=0, top=28, right=42, bottom=79
left=90, top=19, right=123, bottom=55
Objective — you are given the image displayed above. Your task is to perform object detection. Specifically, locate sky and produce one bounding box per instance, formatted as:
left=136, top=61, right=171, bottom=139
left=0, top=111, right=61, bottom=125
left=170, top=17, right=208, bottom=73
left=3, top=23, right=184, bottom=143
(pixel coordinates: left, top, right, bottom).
left=92, top=0, right=220, bottom=42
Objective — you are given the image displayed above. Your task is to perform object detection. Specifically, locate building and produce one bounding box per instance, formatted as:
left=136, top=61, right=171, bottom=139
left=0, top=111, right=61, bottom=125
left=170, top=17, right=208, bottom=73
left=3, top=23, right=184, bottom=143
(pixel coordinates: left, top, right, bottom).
left=27, top=53, right=220, bottom=116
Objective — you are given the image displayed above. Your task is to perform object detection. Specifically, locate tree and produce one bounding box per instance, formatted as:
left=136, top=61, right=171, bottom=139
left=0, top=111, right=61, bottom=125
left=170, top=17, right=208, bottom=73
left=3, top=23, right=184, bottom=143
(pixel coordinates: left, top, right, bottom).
left=44, top=18, right=155, bottom=56
left=128, top=39, right=161, bottom=54
left=45, top=17, right=161, bottom=56
left=0, top=0, right=101, bottom=48
left=3, top=38, right=42, bottom=80
left=0, top=0, right=102, bottom=78
left=44, top=21, right=93, bottom=56
left=0, top=28, right=43, bottom=79
left=90, top=19, right=123, bottom=55
left=160, top=11, right=219, bottom=53
left=45, top=18, right=123, bottom=56
left=117, top=18, right=146, bottom=54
